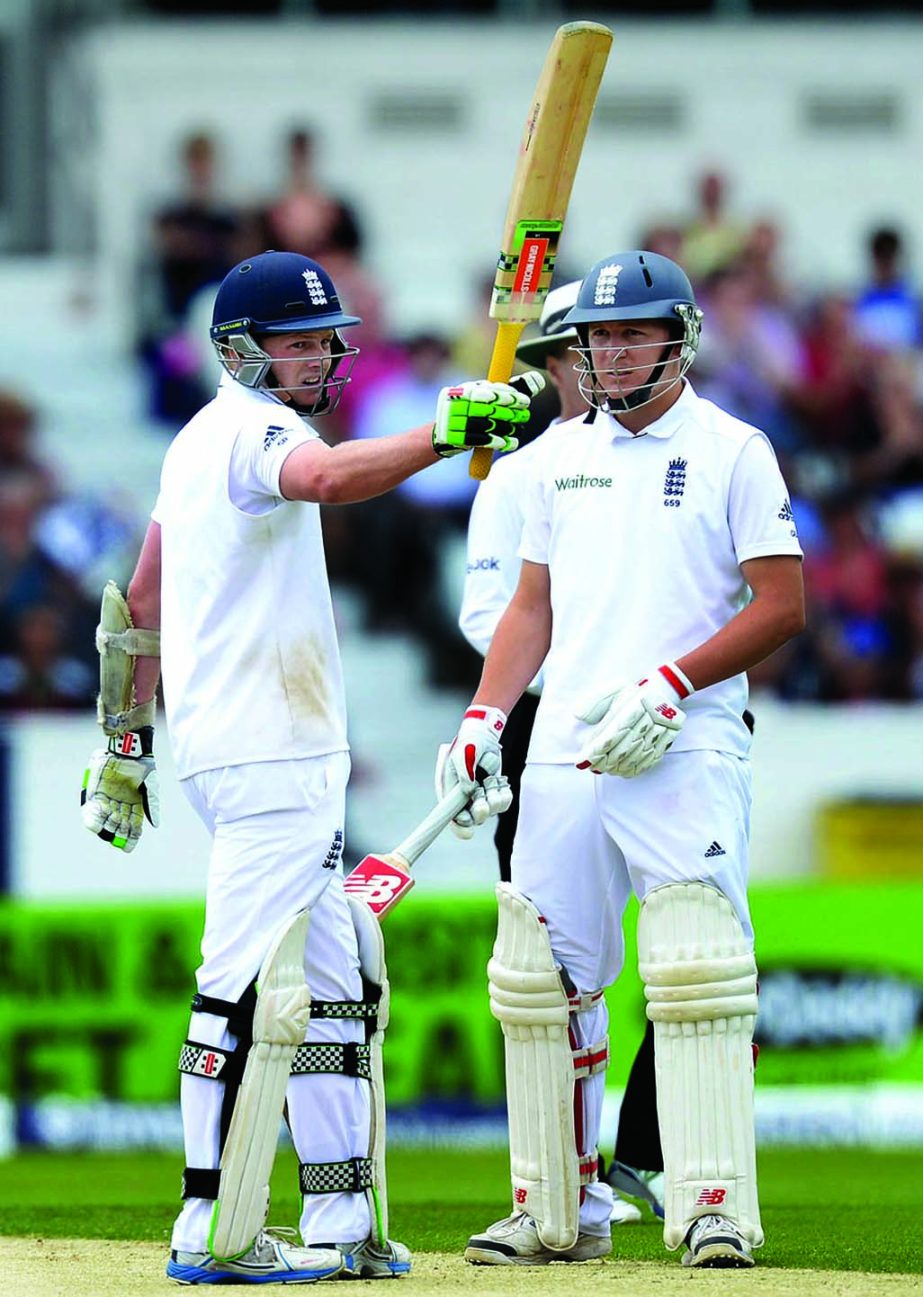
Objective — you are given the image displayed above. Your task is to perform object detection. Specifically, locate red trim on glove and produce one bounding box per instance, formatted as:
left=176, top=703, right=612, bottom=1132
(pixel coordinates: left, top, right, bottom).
left=659, top=663, right=691, bottom=700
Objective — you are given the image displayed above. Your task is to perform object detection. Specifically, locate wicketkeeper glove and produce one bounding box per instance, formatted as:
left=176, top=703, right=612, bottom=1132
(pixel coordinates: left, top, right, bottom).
left=432, top=372, right=544, bottom=458
left=435, top=705, right=513, bottom=840
left=81, top=725, right=161, bottom=852
left=575, top=663, right=694, bottom=778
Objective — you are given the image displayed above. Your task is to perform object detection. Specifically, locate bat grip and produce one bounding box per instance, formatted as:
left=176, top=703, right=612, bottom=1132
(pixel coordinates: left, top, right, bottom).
left=392, top=784, right=472, bottom=866
left=469, top=321, right=527, bottom=480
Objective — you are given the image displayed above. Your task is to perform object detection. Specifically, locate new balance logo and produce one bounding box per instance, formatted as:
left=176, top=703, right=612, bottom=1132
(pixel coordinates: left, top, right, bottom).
left=704, top=841, right=726, bottom=858
left=513, top=1187, right=528, bottom=1205
left=696, top=1187, right=727, bottom=1206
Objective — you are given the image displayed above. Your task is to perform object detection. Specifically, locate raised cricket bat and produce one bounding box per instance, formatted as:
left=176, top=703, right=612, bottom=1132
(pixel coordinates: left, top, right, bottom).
left=343, top=784, right=470, bottom=918
left=470, top=21, right=613, bottom=480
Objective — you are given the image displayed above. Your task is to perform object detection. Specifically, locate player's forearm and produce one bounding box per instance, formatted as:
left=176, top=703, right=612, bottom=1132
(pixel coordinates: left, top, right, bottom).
left=127, top=547, right=162, bottom=707
left=473, top=597, right=551, bottom=714
left=283, top=425, right=438, bottom=504
left=676, top=593, right=804, bottom=692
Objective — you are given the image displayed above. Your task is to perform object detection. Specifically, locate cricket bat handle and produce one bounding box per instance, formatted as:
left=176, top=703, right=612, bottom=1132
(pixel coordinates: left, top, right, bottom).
left=469, top=321, right=527, bottom=480
left=392, top=783, right=471, bottom=866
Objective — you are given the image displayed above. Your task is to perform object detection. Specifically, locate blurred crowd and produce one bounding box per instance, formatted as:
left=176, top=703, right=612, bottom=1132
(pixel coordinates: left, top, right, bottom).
left=2, top=133, right=923, bottom=710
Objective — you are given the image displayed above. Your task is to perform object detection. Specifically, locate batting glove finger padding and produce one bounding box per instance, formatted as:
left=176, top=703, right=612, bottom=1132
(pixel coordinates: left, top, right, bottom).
left=576, top=664, right=693, bottom=779
left=432, top=376, right=544, bottom=458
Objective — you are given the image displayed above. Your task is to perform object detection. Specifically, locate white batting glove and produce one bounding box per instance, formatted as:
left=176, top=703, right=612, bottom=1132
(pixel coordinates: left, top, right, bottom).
left=81, top=727, right=160, bottom=852
left=432, top=372, right=544, bottom=458
left=575, top=664, right=694, bottom=778
left=435, top=705, right=513, bottom=839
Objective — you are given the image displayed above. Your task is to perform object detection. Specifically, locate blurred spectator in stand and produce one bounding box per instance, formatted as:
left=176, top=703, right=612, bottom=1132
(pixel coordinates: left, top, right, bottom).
left=787, top=292, right=882, bottom=494
left=138, top=131, right=242, bottom=425
left=260, top=127, right=362, bottom=261
left=638, top=222, right=685, bottom=266
left=694, top=263, right=805, bottom=454
left=680, top=169, right=748, bottom=283
left=0, top=390, right=61, bottom=644
left=859, top=351, right=923, bottom=495
left=901, top=562, right=923, bottom=697
left=0, top=389, right=57, bottom=506
left=802, top=492, right=894, bottom=701
left=0, top=604, right=94, bottom=711
left=741, top=218, right=796, bottom=312
left=348, top=332, right=481, bottom=687
left=854, top=226, right=922, bottom=353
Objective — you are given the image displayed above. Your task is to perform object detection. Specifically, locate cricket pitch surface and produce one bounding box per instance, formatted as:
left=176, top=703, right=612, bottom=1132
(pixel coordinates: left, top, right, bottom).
left=1, top=1239, right=919, bottom=1296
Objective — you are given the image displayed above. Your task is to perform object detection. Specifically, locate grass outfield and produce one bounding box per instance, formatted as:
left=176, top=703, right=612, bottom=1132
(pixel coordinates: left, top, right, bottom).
left=0, top=1147, right=921, bottom=1275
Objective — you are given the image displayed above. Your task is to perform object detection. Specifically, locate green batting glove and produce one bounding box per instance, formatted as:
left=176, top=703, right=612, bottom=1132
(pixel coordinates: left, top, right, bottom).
left=432, top=373, right=544, bottom=458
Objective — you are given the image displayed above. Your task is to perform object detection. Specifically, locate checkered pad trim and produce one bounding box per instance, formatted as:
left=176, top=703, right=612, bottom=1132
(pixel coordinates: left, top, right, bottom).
left=299, top=1157, right=374, bottom=1195
left=178, top=1040, right=232, bottom=1080
left=310, top=998, right=378, bottom=1021
left=291, top=1042, right=372, bottom=1080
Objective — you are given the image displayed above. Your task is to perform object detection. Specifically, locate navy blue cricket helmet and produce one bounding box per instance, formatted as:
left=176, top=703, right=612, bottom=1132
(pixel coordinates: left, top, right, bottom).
left=564, top=251, right=703, bottom=412
left=210, top=251, right=362, bottom=415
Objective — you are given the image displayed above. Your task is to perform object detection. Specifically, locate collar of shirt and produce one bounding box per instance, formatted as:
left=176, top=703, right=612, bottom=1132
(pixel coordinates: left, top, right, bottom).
left=599, top=379, right=697, bottom=441
left=217, top=372, right=276, bottom=407
left=216, top=371, right=313, bottom=421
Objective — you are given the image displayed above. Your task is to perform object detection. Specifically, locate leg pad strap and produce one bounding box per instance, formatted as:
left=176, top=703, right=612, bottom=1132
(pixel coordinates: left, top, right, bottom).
left=299, top=1156, right=375, bottom=1195
left=182, top=1167, right=220, bottom=1201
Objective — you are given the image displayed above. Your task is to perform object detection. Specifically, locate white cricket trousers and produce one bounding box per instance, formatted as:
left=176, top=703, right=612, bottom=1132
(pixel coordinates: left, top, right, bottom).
left=170, top=752, right=372, bottom=1253
left=509, top=751, right=753, bottom=1235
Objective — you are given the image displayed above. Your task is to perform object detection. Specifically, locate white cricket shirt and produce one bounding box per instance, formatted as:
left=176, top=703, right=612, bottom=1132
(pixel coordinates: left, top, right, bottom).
left=518, top=382, right=803, bottom=763
left=459, top=429, right=560, bottom=687
left=153, top=376, right=348, bottom=779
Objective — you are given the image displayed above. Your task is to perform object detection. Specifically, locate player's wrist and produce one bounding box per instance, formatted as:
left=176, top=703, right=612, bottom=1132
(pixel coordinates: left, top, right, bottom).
left=107, top=725, right=155, bottom=758
left=655, top=662, right=695, bottom=703
left=463, top=704, right=508, bottom=736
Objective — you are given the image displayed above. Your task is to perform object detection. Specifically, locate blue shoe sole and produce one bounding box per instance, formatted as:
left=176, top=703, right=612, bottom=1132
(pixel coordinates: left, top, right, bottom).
left=166, top=1259, right=344, bottom=1284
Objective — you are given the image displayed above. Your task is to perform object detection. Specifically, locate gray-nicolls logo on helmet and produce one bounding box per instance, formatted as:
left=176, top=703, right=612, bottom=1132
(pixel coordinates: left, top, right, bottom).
left=209, top=250, right=362, bottom=417
left=563, top=250, right=703, bottom=414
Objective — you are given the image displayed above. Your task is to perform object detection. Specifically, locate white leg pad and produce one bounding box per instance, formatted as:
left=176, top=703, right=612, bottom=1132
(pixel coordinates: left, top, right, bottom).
left=488, top=884, right=606, bottom=1252
left=210, top=909, right=312, bottom=1260
left=638, top=882, right=763, bottom=1251
left=348, top=896, right=391, bottom=1246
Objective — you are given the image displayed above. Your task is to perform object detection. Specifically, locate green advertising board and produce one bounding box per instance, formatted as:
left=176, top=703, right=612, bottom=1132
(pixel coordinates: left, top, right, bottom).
left=1, top=881, right=921, bottom=1125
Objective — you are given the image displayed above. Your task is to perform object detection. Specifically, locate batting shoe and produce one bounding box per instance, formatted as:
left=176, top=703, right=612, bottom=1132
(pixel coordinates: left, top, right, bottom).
left=464, top=1212, right=611, bottom=1265
left=608, top=1193, right=643, bottom=1225
left=681, top=1214, right=755, bottom=1268
left=166, top=1229, right=347, bottom=1284
left=331, top=1235, right=411, bottom=1279
left=606, top=1161, right=665, bottom=1221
